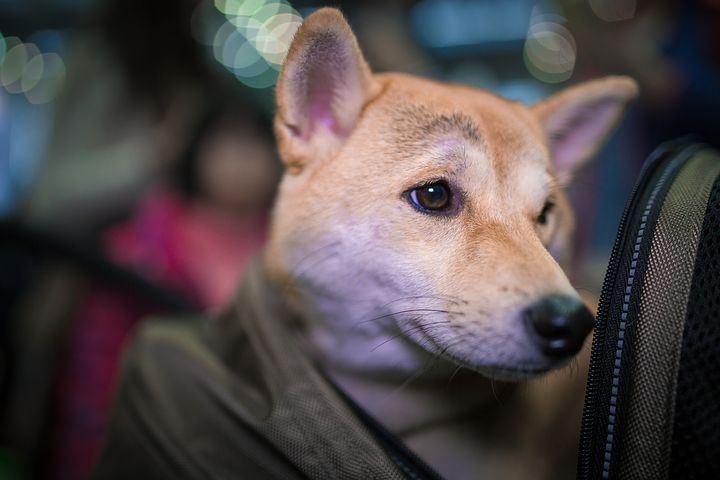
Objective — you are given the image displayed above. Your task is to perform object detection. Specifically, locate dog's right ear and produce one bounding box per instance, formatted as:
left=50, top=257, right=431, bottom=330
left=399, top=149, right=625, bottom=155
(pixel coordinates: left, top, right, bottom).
left=275, top=8, right=380, bottom=172
left=531, top=76, right=638, bottom=180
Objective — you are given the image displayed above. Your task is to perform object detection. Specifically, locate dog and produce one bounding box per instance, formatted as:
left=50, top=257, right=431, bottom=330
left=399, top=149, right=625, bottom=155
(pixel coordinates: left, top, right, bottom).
left=263, top=8, right=637, bottom=479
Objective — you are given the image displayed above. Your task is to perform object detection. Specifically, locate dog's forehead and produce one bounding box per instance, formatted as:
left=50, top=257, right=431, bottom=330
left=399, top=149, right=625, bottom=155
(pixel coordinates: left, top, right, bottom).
left=374, top=75, right=547, bottom=161
left=367, top=74, right=551, bottom=203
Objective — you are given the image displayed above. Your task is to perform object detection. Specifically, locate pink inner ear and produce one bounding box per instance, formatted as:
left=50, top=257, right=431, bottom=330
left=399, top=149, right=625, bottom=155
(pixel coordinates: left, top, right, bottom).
left=306, top=74, right=339, bottom=135
left=287, top=32, right=358, bottom=141
left=548, top=98, right=619, bottom=176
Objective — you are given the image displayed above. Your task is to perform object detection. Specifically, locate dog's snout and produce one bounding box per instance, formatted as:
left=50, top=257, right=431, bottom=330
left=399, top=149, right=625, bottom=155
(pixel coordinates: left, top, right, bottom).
left=525, top=294, right=594, bottom=358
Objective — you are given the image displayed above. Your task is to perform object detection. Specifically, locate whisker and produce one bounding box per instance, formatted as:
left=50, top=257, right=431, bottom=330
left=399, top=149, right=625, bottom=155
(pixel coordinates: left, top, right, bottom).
left=370, top=320, right=451, bottom=352
left=279, top=241, right=342, bottom=294
left=377, top=294, right=467, bottom=308
left=385, top=337, right=468, bottom=401
left=490, top=379, right=504, bottom=406
left=447, top=363, right=464, bottom=387
left=351, top=294, right=469, bottom=325
left=356, top=308, right=463, bottom=326
left=448, top=335, right=482, bottom=385
left=293, top=240, right=342, bottom=269
left=571, top=283, right=598, bottom=293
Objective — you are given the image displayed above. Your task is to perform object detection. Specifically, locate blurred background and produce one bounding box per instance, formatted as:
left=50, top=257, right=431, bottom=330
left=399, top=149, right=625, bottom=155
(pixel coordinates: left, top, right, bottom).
left=0, top=0, right=718, bottom=478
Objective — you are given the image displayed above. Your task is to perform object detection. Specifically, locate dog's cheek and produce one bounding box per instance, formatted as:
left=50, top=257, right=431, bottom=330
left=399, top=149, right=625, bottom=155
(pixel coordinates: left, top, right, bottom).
left=282, top=219, right=403, bottom=315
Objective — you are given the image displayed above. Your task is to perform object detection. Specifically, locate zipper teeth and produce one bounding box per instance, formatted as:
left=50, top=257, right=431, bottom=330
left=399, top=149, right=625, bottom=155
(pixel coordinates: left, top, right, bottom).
left=577, top=143, right=680, bottom=479
left=577, top=140, right=702, bottom=479
left=600, top=164, right=674, bottom=479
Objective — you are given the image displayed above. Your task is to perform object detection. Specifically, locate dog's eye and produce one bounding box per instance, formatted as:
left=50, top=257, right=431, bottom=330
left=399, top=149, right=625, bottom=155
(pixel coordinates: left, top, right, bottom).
left=537, top=199, right=555, bottom=225
left=409, top=182, right=451, bottom=212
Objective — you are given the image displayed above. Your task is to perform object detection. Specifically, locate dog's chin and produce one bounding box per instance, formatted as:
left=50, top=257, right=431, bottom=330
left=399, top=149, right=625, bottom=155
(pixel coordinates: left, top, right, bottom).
left=438, top=349, right=573, bottom=382
left=405, top=329, right=579, bottom=382
left=474, top=364, right=553, bottom=381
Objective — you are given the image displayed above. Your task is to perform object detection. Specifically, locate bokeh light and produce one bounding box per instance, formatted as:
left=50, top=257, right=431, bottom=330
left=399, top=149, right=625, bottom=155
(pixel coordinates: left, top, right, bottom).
left=25, top=53, right=66, bottom=105
left=208, top=0, right=302, bottom=89
left=523, top=11, right=577, bottom=84
left=0, top=31, right=6, bottom=65
left=1, top=38, right=32, bottom=92
left=0, top=33, right=66, bottom=103
left=215, top=0, right=266, bottom=17
left=21, top=53, right=45, bottom=92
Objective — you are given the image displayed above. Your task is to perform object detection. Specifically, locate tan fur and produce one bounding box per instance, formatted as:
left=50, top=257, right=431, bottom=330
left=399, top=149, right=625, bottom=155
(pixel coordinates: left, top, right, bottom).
left=263, top=7, right=637, bottom=479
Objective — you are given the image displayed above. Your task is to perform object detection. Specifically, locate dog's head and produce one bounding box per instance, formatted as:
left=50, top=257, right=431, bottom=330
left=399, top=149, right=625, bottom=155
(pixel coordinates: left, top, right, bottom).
left=265, top=8, right=637, bottom=379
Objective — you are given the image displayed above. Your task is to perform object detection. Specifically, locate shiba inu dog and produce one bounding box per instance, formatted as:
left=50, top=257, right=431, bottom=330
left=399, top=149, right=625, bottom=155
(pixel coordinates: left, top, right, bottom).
left=264, top=8, right=637, bottom=479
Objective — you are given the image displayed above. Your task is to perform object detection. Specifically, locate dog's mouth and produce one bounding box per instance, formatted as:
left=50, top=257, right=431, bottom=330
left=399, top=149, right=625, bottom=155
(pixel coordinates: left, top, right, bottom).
left=441, top=350, right=557, bottom=381
left=411, top=329, right=575, bottom=381
left=475, top=363, right=560, bottom=381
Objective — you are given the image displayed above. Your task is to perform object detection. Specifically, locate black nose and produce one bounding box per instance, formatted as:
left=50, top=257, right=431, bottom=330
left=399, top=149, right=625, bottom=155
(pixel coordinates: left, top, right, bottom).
left=525, top=294, right=594, bottom=358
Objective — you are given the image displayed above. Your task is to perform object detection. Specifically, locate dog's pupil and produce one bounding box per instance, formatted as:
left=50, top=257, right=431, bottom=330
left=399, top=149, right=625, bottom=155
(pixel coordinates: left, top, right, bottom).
left=419, top=184, right=448, bottom=209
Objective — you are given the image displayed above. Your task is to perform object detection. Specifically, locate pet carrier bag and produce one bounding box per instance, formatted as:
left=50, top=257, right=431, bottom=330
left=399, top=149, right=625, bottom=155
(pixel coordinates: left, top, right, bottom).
left=577, top=139, right=720, bottom=479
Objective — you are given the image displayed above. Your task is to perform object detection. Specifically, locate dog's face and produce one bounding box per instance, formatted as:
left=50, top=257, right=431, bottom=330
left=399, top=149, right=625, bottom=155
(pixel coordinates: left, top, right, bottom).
left=265, top=9, right=637, bottom=379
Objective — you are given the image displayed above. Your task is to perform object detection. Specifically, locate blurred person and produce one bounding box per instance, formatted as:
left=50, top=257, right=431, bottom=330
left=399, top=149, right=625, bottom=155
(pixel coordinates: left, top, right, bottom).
left=1, top=0, right=279, bottom=475
left=40, top=103, right=279, bottom=480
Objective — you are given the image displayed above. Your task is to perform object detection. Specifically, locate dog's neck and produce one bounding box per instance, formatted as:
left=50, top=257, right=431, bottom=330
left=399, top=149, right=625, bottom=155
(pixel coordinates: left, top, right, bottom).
left=304, top=318, right=584, bottom=480
left=294, top=302, right=509, bottom=436
left=314, top=331, right=523, bottom=480
left=324, top=360, right=509, bottom=436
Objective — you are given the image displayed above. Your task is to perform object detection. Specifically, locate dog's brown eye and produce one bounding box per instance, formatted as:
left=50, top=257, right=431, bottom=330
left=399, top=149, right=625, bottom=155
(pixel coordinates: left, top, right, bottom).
left=537, top=199, right=555, bottom=225
left=409, top=182, right=451, bottom=212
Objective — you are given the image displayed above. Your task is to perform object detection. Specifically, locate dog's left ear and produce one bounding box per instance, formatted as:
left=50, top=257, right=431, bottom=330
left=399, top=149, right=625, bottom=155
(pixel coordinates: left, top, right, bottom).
left=532, top=76, right=638, bottom=178
left=275, top=8, right=380, bottom=172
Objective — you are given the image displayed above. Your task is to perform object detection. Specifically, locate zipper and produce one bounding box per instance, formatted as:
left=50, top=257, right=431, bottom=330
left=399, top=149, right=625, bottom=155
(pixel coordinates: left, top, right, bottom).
left=325, top=373, right=445, bottom=480
left=576, top=139, right=702, bottom=479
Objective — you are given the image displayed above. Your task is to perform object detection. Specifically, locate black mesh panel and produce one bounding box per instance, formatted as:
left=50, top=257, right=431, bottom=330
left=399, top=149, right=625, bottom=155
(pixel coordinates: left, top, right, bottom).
left=669, top=175, right=720, bottom=478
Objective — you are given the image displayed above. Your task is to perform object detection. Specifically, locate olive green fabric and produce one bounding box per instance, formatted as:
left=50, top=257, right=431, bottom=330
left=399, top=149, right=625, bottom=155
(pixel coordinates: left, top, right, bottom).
left=93, top=259, right=407, bottom=479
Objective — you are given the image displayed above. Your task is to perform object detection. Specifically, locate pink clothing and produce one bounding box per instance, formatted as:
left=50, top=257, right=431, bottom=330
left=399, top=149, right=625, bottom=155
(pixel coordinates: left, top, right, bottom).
left=46, top=190, right=267, bottom=480
left=107, top=189, right=267, bottom=307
